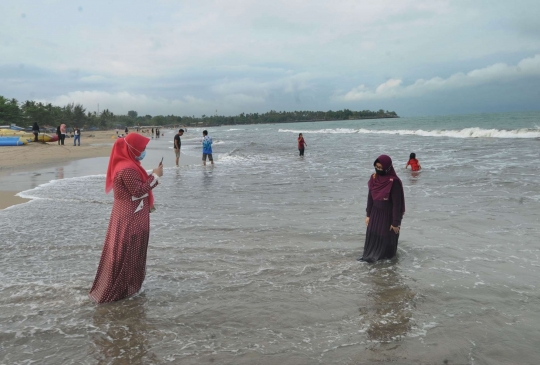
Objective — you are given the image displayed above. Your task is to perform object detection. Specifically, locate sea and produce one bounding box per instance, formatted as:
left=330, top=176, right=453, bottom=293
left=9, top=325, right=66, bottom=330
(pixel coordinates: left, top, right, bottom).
left=1, top=111, right=540, bottom=365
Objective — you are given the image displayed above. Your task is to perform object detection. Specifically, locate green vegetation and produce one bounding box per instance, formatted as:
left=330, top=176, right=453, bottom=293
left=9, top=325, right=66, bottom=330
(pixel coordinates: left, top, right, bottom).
left=0, top=95, right=398, bottom=129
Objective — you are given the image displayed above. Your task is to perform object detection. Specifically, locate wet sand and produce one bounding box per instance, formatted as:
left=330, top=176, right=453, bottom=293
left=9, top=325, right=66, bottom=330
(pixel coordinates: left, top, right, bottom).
left=0, top=191, right=30, bottom=210
left=0, top=130, right=195, bottom=209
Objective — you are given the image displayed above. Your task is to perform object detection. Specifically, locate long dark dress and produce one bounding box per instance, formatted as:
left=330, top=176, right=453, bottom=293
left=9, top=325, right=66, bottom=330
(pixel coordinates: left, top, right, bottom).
left=360, top=180, right=404, bottom=263
left=89, top=168, right=158, bottom=304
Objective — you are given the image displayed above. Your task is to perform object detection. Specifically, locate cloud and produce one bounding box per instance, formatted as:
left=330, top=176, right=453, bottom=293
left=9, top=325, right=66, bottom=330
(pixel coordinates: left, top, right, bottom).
left=210, top=72, right=315, bottom=97
left=2, top=0, right=540, bottom=115
left=79, top=75, right=111, bottom=84
left=338, top=54, right=540, bottom=101
left=42, top=90, right=266, bottom=116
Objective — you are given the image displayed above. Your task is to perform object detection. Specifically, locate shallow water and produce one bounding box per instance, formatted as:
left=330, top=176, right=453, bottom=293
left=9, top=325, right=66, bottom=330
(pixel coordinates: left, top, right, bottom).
left=2, top=111, right=540, bottom=364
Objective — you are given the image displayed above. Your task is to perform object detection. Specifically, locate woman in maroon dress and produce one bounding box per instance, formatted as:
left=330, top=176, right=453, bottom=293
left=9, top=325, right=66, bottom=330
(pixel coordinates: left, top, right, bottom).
left=89, top=133, right=163, bottom=304
left=359, top=155, right=405, bottom=263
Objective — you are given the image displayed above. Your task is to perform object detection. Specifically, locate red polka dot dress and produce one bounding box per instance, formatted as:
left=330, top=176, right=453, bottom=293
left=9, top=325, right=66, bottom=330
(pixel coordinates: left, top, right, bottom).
left=89, top=168, right=159, bottom=304
left=89, top=133, right=159, bottom=304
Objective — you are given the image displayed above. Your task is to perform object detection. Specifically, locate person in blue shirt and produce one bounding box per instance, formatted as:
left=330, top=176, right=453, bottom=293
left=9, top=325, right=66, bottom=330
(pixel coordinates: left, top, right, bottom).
left=202, top=130, right=214, bottom=166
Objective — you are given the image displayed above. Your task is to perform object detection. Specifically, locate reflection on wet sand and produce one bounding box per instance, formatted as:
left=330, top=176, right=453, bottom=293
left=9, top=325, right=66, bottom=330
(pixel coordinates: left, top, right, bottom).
left=90, top=296, right=158, bottom=365
left=202, top=169, right=213, bottom=189
left=363, top=261, right=415, bottom=343
left=56, top=166, right=64, bottom=180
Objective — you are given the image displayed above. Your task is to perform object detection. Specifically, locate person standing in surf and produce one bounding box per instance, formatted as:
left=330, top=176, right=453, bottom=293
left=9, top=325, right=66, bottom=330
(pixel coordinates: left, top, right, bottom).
left=174, top=129, right=184, bottom=167
left=298, top=133, right=307, bottom=157
left=202, top=130, right=214, bottom=166
left=358, top=155, right=405, bottom=263
left=89, top=133, right=163, bottom=304
left=405, top=152, right=421, bottom=171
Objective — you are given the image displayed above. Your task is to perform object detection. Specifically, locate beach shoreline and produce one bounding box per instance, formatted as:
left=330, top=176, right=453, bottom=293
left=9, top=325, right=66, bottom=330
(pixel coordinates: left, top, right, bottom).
left=0, top=131, right=117, bottom=210
left=0, top=130, right=199, bottom=209
left=0, top=191, right=31, bottom=210
left=0, top=130, right=116, bottom=178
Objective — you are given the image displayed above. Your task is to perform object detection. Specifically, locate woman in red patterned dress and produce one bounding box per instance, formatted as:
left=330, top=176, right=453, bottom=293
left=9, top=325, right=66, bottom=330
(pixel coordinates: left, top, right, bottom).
left=89, top=133, right=163, bottom=304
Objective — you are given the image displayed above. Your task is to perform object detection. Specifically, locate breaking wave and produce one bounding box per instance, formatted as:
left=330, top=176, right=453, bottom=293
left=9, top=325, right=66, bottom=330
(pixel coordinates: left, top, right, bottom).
left=278, top=127, right=540, bottom=139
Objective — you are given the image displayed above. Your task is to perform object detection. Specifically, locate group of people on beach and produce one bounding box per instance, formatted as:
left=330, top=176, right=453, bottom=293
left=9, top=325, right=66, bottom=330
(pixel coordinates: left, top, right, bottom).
left=30, top=122, right=81, bottom=146
left=117, top=126, right=162, bottom=139
left=55, top=124, right=81, bottom=146
left=54, top=124, right=81, bottom=146
left=173, top=128, right=214, bottom=167
left=88, top=128, right=422, bottom=304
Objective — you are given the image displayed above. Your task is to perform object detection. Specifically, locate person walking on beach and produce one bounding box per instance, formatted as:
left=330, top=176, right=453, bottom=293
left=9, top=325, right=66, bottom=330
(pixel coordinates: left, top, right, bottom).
left=89, top=133, right=163, bottom=304
left=298, top=133, right=307, bottom=157
left=56, top=125, right=61, bottom=145
left=151, top=127, right=154, bottom=139
left=358, top=155, right=405, bottom=263
left=202, top=130, right=214, bottom=166
left=60, top=124, right=67, bottom=145
left=405, top=153, right=421, bottom=171
left=32, top=122, right=39, bottom=142
left=74, top=127, right=81, bottom=146
left=116, top=128, right=119, bottom=136
left=174, top=129, right=184, bottom=167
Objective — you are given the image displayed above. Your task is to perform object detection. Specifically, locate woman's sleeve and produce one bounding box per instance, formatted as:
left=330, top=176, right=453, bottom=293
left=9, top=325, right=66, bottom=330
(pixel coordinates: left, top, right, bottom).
left=119, top=168, right=159, bottom=198
left=391, top=181, right=403, bottom=226
left=366, top=190, right=373, bottom=217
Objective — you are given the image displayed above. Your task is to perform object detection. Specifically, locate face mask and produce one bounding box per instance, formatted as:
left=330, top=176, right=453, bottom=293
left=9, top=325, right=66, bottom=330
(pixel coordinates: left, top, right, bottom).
left=135, top=150, right=146, bottom=161
left=375, top=168, right=386, bottom=176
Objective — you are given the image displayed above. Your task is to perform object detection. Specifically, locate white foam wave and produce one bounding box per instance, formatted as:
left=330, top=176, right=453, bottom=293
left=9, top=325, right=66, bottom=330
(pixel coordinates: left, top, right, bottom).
left=16, top=174, right=105, bottom=200
left=278, top=127, right=540, bottom=139
left=279, top=128, right=357, bottom=134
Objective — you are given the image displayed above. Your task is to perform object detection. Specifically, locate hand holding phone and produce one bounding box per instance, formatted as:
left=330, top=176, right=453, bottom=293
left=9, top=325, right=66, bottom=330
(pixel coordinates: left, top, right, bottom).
left=153, top=157, right=164, bottom=177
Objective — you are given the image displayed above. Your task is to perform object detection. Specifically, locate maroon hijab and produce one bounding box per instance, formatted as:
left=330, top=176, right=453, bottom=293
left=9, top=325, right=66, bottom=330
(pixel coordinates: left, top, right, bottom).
left=368, top=155, right=405, bottom=214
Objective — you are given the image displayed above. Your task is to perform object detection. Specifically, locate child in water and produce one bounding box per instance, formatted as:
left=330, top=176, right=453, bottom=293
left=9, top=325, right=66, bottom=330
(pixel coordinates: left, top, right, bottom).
left=298, top=133, right=307, bottom=156
left=405, top=153, right=421, bottom=171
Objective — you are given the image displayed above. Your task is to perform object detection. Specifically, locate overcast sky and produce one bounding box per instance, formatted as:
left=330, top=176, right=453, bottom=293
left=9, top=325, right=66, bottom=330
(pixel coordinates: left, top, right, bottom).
left=1, top=0, right=539, bottom=117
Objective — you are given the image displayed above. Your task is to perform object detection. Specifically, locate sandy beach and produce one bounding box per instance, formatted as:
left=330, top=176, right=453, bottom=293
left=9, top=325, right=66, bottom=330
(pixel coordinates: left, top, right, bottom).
left=0, top=130, right=116, bottom=209
left=0, top=130, right=117, bottom=177
left=0, top=130, right=192, bottom=209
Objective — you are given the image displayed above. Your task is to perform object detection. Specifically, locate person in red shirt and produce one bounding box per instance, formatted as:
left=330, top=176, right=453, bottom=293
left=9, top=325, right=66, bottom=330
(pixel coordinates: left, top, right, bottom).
left=405, top=153, right=421, bottom=171
left=298, top=133, right=307, bottom=157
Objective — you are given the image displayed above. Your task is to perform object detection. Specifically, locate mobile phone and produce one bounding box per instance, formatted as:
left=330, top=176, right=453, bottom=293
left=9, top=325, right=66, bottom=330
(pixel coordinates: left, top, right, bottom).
left=160, top=157, right=163, bottom=166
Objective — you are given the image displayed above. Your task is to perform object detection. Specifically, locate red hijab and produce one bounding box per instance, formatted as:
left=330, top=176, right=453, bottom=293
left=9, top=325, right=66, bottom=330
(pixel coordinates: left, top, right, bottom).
left=105, top=133, right=153, bottom=206
left=367, top=154, right=405, bottom=214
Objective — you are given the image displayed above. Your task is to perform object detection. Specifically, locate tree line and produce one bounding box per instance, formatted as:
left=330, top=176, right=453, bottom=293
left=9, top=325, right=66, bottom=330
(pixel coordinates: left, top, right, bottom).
left=0, top=95, right=398, bottom=129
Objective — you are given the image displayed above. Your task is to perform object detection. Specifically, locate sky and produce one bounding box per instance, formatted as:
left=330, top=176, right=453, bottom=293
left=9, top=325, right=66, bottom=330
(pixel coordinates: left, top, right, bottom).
left=1, top=0, right=539, bottom=117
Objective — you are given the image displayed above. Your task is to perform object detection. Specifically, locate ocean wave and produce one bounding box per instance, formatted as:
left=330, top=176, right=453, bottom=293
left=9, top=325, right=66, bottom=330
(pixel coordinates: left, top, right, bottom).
left=279, top=128, right=358, bottom=134
left=278, top=127, right=540, bottom=138
left=16, top=175, right=106, bottom=200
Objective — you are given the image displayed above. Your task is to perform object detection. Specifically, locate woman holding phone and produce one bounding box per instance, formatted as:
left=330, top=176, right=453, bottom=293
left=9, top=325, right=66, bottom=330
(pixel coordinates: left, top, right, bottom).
left=89, top=133, right=163, bottom=304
